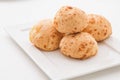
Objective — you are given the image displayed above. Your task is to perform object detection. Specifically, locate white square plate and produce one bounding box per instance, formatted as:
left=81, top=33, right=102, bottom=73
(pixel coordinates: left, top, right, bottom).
left=4, top=23, right=120, bottom=80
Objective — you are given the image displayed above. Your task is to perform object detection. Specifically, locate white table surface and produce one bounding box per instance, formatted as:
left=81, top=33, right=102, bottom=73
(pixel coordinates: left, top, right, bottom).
left=0, top=0, right=120, bottom=80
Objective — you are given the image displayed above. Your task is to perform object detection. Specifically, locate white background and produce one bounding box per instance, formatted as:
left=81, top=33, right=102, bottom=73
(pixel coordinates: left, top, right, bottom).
left=0, top=0, right=120, bottom=80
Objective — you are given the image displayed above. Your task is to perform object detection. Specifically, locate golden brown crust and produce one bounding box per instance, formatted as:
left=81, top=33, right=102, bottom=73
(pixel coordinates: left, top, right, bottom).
left=83, top=14, right=112, bottom=41
left=29, top=19, right=63, bottom=51
left=54, top=6, right=88, bottom=34
left=60, top=32, right=98, bottom=59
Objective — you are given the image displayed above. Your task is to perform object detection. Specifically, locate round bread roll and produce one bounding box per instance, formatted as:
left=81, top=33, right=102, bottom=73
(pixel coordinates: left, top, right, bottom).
left=54, top=6, right=88, bottom=34
left=83, top=14, right=112, bottom=41
left=29, top=19, right=63, bottom=51
left=60, top=32, right=98, bottom=59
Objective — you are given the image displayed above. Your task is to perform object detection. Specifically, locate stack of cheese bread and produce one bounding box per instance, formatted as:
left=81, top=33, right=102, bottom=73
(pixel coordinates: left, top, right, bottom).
left=29, top=6, right=112, bottom=60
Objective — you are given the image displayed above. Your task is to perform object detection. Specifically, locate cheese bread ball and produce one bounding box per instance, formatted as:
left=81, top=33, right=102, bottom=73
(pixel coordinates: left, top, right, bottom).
left=29, top=19, right=63, bottom=51
left=83, top=14, right=112, bottom=41
left=60, top=32, right=98, bottom=59
left=54, top=6, right=88, bottom=34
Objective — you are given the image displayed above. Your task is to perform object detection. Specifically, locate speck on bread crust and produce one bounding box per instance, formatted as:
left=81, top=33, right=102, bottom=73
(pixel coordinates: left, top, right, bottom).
left=60, top=32, right=98, bottom=59
left=54, top=6, right=88, bottom=34
left=29, top=19, right=63, bottom=51
left=83, top=14, right=112, bottom=41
